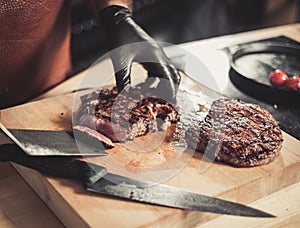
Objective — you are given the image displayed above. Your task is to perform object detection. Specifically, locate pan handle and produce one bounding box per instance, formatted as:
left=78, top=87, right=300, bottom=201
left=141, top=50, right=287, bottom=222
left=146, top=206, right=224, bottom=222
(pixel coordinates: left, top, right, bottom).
left=0, top=144, right=107, bottom=185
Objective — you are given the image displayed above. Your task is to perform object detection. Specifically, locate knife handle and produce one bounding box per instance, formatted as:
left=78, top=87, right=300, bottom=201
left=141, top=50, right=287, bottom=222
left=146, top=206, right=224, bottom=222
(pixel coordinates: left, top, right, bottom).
left=0, top=144, right=107, bottom=185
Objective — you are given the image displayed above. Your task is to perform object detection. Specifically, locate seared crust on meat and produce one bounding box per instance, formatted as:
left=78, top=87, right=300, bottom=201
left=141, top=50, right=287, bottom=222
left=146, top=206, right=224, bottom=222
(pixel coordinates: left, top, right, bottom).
left=77, top=87, right=179, bottom=142
left=186, top=98, right=283, bottom=167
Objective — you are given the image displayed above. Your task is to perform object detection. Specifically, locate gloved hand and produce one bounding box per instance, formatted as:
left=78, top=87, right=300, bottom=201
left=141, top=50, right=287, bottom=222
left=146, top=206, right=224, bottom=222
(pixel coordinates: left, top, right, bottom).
left=99, top=5, right=180, bottom=102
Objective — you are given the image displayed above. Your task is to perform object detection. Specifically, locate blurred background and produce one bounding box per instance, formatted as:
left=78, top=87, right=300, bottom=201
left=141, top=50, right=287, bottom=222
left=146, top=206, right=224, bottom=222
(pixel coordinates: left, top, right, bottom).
left=70, top=0, right=300, bottom=75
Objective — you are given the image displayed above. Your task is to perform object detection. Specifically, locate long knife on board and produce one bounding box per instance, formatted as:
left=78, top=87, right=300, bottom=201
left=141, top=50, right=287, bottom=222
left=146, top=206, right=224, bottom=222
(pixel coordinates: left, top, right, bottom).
left=0, top=123, right=107, bottom=156
left=0, top=143, right=275, bottom=218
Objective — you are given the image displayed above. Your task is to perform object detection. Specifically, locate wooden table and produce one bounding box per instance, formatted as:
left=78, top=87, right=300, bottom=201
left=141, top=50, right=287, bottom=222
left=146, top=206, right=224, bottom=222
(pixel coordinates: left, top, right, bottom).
left=0, top=23, right=299, bottom=227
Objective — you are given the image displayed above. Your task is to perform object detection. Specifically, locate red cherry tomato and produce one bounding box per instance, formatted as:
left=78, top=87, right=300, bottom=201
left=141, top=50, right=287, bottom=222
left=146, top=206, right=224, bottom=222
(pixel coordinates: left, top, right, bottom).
left=285, top=76, right=300, bottom=90
left=269, top=69, right=288, bottom=87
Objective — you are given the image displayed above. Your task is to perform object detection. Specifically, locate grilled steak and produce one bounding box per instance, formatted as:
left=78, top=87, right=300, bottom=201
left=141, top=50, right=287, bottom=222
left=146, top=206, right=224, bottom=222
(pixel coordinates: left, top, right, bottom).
left=77, top=87, right=179, bottom=142
left=186, top=98, right=283, bottom=167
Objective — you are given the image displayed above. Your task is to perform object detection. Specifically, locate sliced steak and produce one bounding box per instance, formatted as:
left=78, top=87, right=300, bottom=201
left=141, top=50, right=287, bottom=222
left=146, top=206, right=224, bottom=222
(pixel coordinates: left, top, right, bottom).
left=73, top=125, right=114, bottom=148
left=77, top=87, right=179, bottom=142
left=186, top=98, right=283, bottom=167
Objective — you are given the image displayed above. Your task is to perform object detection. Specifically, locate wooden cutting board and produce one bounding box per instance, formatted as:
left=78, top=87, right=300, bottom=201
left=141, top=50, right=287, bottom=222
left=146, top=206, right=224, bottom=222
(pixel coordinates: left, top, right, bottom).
left=1, top=84, right=300, bottom=227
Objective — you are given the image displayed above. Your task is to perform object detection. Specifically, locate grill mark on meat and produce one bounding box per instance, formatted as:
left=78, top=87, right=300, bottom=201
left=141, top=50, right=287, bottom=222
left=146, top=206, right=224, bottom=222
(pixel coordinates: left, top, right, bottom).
left=186, top=98, right=283, bottom=167
left=77, top=87, right=179, bottom=142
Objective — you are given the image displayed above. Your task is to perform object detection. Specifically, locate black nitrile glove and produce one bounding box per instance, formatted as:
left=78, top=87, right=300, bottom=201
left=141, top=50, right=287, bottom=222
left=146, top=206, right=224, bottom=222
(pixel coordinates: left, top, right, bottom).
left=99, top=5, right=180, bottom=102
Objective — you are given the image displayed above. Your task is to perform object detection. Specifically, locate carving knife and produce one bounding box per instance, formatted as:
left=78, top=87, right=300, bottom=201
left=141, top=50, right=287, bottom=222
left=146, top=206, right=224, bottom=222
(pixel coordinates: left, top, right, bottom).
left=0, top=143, right=275, bottom=218
left=0, top=123, right=107, bottom=156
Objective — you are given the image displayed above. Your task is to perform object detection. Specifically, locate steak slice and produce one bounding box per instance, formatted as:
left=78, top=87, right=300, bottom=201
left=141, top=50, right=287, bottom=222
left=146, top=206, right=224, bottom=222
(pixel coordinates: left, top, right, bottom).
left=186, top=98, right=283, bottom=167
left=73, top=125, right=114, bottom=149
left=77, top=87, right=179, bottom=142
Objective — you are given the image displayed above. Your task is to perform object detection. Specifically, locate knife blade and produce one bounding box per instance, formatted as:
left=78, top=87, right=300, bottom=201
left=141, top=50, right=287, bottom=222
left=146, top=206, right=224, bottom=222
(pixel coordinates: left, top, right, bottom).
left=0, top=123, right=107, bottom=156
left=0, top=143, right=274, bottom=218
left=89, top=175, right=272, bottom=217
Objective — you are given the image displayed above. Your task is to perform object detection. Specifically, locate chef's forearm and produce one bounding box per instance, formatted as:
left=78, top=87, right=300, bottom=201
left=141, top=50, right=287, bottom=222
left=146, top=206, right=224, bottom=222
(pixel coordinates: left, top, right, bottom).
left=87, top=0, right=132, bottom=21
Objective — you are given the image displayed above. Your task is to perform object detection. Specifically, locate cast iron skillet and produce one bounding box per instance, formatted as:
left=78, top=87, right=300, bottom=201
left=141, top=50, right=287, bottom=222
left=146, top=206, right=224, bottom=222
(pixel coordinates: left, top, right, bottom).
left=228, top=43, right=300, bottom=106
